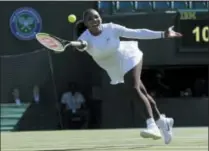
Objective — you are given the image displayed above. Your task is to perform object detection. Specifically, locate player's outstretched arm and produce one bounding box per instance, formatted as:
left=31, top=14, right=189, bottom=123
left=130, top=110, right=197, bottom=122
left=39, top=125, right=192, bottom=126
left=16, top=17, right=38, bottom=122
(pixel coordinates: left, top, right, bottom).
left=112, top=23, right=182, bottom=40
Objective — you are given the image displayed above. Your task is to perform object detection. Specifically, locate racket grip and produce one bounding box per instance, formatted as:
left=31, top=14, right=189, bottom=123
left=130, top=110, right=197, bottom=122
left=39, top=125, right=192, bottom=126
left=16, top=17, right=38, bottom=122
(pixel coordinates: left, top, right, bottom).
left=70, top=40, right=87, bottom=47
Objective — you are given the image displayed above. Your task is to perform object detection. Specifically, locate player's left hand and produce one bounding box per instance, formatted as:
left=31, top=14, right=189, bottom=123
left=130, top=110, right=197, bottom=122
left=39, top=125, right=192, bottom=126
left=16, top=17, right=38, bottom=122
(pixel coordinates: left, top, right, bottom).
left=165, top=26, right=182, bottom=38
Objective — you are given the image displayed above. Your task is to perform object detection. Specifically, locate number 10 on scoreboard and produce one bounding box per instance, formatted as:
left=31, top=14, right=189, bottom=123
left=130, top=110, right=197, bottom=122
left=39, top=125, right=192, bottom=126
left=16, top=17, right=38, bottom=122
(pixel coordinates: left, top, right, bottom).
left=192, top=26, right=209, bottom=42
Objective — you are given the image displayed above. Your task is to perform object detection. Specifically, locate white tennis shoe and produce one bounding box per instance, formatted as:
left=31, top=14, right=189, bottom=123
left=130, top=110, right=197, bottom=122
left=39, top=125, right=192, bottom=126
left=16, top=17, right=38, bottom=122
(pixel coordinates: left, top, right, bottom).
left=156, top=115, right=174, bottom=144
left=140, top=118, right=162, bottom=140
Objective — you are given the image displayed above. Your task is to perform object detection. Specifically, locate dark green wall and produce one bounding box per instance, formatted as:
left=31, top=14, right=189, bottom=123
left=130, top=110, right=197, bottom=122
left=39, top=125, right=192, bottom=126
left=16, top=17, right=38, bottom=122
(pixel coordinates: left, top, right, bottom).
left=101, top=97, right=208, bottom=128
left=17, top=97, right=208, bottom=130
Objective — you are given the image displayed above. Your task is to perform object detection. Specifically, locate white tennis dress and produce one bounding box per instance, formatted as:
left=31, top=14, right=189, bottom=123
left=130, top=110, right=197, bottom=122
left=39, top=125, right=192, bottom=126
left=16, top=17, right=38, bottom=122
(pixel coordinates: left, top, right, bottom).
left=78, top=23, right=163, bottom=85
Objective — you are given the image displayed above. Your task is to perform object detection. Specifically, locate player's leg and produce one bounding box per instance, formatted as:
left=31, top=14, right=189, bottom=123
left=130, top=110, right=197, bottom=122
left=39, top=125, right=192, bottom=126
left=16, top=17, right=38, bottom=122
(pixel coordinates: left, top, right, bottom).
left=124, top=60, right=161, bottom=140
left=139, top=81, right=161, bottom=120
left=139, top=80, right=174, bottom=144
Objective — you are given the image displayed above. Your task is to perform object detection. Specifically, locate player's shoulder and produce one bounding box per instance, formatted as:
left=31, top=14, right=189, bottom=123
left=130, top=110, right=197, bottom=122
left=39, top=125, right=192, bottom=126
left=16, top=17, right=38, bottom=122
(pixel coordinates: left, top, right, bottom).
left=102, top=22, right=118, bottom=28
left=102, top=22, right=124, bottom=31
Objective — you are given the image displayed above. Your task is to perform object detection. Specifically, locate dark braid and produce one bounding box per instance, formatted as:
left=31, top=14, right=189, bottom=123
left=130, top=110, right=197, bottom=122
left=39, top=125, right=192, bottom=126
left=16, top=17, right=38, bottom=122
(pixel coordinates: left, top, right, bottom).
left=75, top=20, right=87, bottom=38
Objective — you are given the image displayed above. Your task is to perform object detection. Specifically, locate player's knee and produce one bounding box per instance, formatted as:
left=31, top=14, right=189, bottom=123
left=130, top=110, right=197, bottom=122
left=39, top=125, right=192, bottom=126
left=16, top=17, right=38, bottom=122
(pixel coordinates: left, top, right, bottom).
left=148, top=96, right=157, bottom=108
left=125, top=81, right=141, bottom=96
left=150, top=99, right=157, bottom=107
left=129, top=85, right=141, bottom=96
left=139, top=85, right=147, bottom=95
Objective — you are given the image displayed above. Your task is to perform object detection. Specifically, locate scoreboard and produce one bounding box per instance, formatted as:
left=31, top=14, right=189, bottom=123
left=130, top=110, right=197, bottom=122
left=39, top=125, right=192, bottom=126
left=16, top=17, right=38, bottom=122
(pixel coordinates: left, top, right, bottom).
left=177, top=11, right=209, bottom=52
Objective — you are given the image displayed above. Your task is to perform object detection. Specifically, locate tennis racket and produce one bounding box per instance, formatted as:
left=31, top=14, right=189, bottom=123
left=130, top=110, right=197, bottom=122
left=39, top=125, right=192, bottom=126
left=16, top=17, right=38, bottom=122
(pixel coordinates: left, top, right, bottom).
left=35, top=33, right=85, bottom=52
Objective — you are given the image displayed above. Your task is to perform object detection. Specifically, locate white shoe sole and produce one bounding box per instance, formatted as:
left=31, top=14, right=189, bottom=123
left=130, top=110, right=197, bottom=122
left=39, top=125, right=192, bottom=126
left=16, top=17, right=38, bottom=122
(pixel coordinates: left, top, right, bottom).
left=140, top=131, right=162, bottom=140
left=164, top=118, right=174, bottom=144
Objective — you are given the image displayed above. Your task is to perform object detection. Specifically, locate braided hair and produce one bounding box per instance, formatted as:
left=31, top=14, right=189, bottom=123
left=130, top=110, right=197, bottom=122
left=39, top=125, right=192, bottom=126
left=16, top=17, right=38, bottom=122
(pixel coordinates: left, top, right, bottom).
left=75, top=20, right=87, bottom=38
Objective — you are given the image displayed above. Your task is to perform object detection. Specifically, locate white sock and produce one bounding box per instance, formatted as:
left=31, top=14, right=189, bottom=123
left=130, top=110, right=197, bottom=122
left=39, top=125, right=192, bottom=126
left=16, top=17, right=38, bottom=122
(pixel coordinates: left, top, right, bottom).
left=15, top=99, right=21, bottom=106
left=34, top=95, right=40, bottom=103
left=146, top=118, right=156, bottom=128
left=157, top=114, right=166, bottom=121
left=156, top=114, right=167, bottom=126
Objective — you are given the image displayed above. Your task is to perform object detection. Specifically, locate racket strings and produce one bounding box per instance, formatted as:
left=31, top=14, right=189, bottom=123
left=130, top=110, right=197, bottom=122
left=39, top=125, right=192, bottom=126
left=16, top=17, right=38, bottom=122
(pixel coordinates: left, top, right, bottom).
left=40, top=37, right=60, bottom=48
left=36, top=33, right=72, bottom=52
left=50, top=35, right=69, bottom=45
left=36, top=34, right=65, bottom=51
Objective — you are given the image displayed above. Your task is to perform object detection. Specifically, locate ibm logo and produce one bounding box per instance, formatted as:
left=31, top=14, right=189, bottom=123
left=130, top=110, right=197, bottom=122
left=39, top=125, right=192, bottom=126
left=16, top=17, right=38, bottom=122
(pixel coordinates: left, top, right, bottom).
left=180, top=11, right=197, bottom=20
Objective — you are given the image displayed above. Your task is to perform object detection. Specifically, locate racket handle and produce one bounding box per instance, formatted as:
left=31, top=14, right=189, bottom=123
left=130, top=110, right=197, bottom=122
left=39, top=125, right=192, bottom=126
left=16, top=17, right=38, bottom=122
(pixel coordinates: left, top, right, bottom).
left=70, top=40, right=87, bottom=47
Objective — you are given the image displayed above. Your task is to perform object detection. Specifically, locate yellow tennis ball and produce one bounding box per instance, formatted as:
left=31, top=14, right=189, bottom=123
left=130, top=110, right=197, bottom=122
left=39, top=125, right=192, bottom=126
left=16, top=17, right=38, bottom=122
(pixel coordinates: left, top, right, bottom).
left=68, top=14, right=76, bottom=23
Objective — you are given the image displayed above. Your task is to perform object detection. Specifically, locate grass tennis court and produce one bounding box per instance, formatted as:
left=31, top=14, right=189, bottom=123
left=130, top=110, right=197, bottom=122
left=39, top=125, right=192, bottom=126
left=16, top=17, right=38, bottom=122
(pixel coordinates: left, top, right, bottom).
left=1, top=127, right=208, bottom=151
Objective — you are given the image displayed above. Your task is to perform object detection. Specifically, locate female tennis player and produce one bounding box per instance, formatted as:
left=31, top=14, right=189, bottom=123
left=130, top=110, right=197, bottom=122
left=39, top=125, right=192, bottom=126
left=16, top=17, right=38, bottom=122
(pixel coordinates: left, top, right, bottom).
left=74, top=8, right=182, bottom=144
